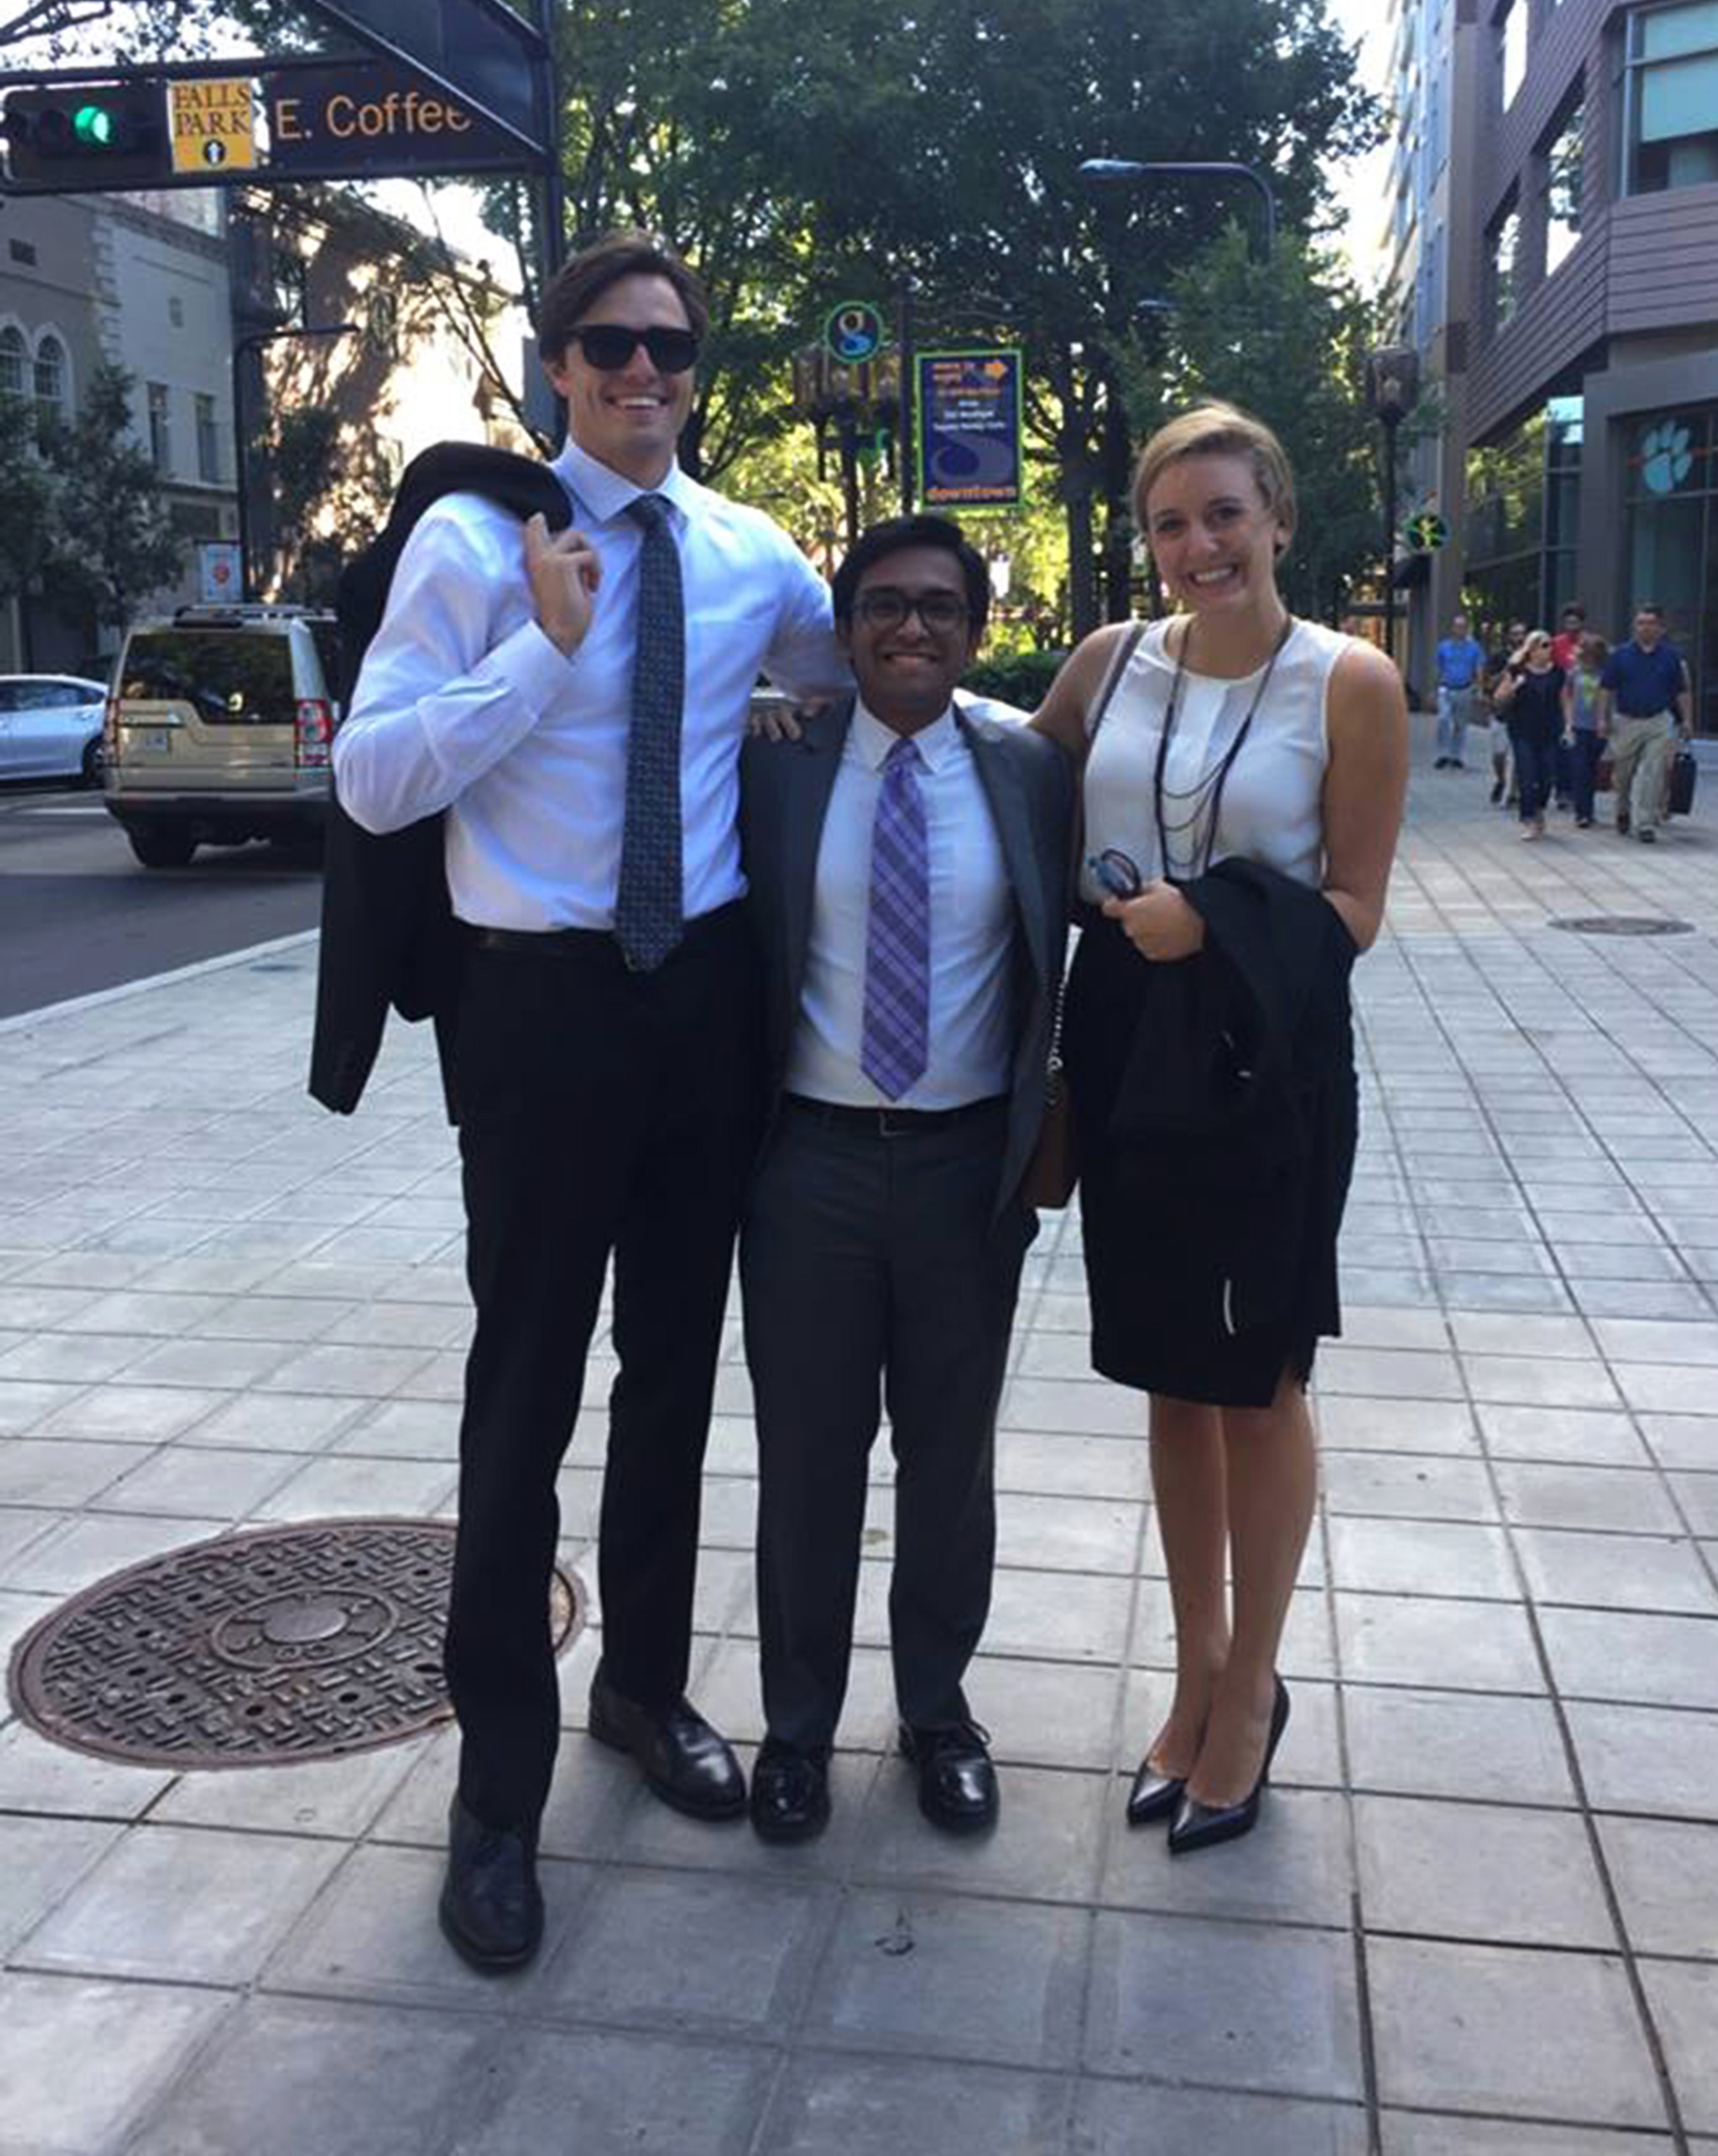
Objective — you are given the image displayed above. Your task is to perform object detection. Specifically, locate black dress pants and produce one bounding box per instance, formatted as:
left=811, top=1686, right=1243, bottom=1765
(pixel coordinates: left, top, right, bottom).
left=740, top=1102, right=1031, bottom=1756
left=445, top=906, right=761, bottom=1829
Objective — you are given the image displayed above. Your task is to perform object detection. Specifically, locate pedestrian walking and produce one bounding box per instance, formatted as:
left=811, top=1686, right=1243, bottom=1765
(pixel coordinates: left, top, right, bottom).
left=1563, top=631, right=1607, bottom=828
left=1548, top=603, right=1587, bottom=808
left=1432, top=610, right=1486, bottom=769
left=1599, top=604, right=1694, bottom=843
left=1483, top=623, right=1526, bottom=806
left=738, top=515, right=1070, bottom=1846
left=1493, top=630, right=1565, bottom=840
left=329, top=231, right=847, bottom=1973
left=1031, top=403, right=1408, bottom=1854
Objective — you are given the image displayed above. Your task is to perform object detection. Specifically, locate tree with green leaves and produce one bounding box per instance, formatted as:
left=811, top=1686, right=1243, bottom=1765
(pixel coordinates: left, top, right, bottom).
left=1122, top=224, right=1389, bottom=626
left=41, top=362, right=184, bottom=632
left=0, top=386, right=62, bottom=668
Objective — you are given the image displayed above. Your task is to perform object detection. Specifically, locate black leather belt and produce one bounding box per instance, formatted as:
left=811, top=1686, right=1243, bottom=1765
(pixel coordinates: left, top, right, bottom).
left=464, top=900, right=744, bottom=969
left=783, top=1093, right=1007, bottom=1138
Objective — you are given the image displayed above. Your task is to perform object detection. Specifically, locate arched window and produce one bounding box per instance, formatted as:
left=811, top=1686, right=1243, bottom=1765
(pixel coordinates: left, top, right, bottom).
left=33, top=333, right=67, bottom=431
left=0, top=325, right=25, bottom=402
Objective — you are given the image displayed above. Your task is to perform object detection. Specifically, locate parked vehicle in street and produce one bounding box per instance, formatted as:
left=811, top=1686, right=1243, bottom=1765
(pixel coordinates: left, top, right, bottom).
left=0, top=674, right=109, bottom=787
left=103, top=605, right=342, bottom=868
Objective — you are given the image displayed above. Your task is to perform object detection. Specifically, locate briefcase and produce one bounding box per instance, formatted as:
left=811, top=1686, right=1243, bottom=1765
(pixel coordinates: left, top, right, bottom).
left=1667, top=748, right=1697, bottom=817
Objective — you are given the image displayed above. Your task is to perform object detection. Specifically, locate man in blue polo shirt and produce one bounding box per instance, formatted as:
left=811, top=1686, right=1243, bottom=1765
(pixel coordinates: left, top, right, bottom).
left=1434, top=611, right=1487, bottom=769
left=1599, top=605, right=1693, bottom=843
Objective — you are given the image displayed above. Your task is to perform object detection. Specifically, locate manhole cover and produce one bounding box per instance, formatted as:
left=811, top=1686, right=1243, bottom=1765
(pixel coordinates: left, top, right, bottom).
left=1548, top=915, right=1695, bottom=937
left=7, top=1518, right=582, bottom=1771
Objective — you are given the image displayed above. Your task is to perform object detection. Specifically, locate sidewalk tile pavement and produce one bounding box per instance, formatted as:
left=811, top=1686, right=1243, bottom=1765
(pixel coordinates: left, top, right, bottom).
left=0, top=743, right=1715, bottom=2147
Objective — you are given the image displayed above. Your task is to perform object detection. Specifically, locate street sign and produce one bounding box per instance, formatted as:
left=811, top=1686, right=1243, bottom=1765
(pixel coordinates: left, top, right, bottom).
left=915, top=348, right=1024, bottom=510
left=300, top=0, right=550, bottom=158
left=824, top=300, right=886, bottom=365
left=0, top=82, right=170, bottom=188
left=1406, top=508, right=1449, bottom=552
left=198, top=542, right=243, bottom=604
left=265, top=62, right=515, bottom=175
left=171, top=78, right=256, bottom=173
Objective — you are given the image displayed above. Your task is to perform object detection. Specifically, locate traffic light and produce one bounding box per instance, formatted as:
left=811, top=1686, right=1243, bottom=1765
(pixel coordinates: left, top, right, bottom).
left=1, top=83, right=170, bottom=190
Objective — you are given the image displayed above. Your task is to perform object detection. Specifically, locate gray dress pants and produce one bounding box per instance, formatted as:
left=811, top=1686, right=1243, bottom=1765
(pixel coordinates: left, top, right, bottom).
left=740, top=1100, right=1032, bottom=1754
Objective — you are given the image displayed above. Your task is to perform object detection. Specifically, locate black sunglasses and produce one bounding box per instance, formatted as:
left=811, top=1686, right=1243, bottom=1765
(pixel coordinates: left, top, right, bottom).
left=570, top=324, right=700, bottom=374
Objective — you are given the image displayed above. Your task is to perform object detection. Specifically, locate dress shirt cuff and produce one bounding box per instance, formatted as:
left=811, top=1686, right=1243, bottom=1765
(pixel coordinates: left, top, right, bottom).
left=482, top=615, right=575, bottom=710
left=411, top=617, right=572, bottom=786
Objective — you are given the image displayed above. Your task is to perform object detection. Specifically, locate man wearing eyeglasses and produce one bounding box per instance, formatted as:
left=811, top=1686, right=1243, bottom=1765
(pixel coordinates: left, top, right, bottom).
left=333, top=231, right=846, bottom=1972
left=737, top=515, right=1072, bottom=1844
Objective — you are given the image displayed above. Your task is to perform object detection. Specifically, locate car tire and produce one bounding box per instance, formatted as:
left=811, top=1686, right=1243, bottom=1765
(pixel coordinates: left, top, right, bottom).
left=127, top=826, right=198, bottom=869
left=80, top=737, right=105, bottom=790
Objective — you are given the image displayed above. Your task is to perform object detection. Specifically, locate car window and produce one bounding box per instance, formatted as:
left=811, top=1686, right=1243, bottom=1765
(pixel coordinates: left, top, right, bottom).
left=120, top=631, right=296, bottom=724
left=0, top=684, right=18, bottom=713
left=50, top=683, right=86, bottom=707
left=309, top=621, right=342, bottom=701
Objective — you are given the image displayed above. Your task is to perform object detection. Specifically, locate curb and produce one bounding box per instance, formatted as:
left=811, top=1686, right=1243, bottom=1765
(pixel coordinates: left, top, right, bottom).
left=0, top=927, right=321, bottom=1038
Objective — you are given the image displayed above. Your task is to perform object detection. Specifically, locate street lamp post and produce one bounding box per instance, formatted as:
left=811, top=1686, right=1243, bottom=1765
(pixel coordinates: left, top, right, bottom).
left=1077, top=158, right=1278, bottom=261
left=231, top=321, right=360, bottom=603
left=1364, top=344, right=1422, bottom=668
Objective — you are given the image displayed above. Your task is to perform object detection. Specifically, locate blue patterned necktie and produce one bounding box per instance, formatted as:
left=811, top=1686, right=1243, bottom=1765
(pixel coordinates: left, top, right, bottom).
left=861, top=735, right=930, bottom=1100
left=614, top=492, right=685, bottom=972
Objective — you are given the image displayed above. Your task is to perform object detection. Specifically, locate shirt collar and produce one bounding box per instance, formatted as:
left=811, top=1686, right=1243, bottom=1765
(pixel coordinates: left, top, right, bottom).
left=851, top=698, right=962, bottom=774
left=553, top=438, right=697, bottom=525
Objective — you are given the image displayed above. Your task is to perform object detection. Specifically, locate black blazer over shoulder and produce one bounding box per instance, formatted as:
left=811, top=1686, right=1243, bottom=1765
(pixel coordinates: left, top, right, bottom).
left=308, top=445, right=572, bottom=1119
left=740, top=696, right=1074, bottom=1217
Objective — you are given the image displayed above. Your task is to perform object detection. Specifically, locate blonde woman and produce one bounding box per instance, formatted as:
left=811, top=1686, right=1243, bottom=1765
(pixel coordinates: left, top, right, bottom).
left=1032, top=404, right=1407, bottom=1852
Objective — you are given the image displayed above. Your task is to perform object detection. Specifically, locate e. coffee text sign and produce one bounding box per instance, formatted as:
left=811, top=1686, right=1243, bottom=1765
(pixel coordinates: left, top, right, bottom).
left=264, top=62, right=515, bottom=174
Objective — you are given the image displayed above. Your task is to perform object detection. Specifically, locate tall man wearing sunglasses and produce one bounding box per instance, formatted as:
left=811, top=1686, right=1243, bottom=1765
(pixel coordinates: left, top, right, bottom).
left=738, top=515, right=1071, bottom=1842
left=333, top=232, right=845, bottom=1971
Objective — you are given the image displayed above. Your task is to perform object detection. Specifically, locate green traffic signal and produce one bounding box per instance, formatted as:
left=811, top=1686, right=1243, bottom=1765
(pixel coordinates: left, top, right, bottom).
left=72, top=103, right=117, bottom=149
left=1, top=83, right=168, bottom=189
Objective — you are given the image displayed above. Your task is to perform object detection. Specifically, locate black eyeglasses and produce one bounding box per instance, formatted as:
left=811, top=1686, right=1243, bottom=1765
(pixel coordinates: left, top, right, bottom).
left=570, top=324, right=701, bottom=374
left=852, top=589, right=971, bottom=631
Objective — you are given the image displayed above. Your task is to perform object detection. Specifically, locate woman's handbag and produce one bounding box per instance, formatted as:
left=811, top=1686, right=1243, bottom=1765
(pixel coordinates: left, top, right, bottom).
left=1020, top=623, right=1147, bottom=1211
left=1021, top=1039, right=1077, bottom=1210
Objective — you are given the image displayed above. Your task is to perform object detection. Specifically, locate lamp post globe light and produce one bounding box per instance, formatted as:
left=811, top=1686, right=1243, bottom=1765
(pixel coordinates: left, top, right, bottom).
left=1364, top=343, right=1422, bottom=667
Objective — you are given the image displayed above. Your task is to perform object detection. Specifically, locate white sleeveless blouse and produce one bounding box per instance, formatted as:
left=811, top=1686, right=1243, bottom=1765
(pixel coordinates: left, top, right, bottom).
left=1079, top=615, right=1349, bottom=901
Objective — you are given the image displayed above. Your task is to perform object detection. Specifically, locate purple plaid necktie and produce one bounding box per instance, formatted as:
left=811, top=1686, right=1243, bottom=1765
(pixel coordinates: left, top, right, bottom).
left=861, top=735, right=929, bottom=1101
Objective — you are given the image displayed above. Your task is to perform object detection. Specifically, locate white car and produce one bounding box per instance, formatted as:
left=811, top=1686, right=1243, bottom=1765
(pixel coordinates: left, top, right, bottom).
left=0, top=673, right=109, bottom=786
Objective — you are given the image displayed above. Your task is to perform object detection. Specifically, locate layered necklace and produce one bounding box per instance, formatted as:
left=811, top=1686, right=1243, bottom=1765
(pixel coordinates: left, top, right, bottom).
left=1152, top=610, right=1295, bottom=882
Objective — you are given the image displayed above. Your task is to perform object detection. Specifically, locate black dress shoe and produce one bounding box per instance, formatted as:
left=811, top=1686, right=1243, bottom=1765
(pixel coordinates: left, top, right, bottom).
left=588, top=1665, right=746, bottom=1820
left=1124, top=1754, right=1187, bottom=1827
left=1168, top=1678, right=1290, bottom=1856
left=899, top=1719, right=999, bottom=1833
left=749, top=1738, right=831, bottom=1843
left=439, top=1795, right=543, bottom=1973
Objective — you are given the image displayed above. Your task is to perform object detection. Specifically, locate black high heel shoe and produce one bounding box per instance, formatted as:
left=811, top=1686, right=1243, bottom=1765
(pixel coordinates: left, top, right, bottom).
left=1125, top=1755, right=1187, bottom=1827
left=1168, top=1677, right=1290, bottom=1856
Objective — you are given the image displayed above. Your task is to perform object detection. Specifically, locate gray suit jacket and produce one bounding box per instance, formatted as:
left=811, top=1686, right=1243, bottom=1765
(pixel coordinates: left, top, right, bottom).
left=740, top=695, right=1074, bottom=1218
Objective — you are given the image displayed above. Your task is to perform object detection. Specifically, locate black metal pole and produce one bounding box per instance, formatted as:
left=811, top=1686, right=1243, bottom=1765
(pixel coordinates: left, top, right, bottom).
left=231, top=323, right=358, bottom=603
left=1381, top=413, right=1400, bottom=665
left=839, top=408, right=860, bottom=549
left=535, top=0, right=565, bottom=287
left=897, top=278, right=914, bottom=515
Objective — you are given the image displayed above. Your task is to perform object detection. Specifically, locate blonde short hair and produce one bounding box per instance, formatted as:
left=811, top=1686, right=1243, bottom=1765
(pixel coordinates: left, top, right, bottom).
left=1132, top=401, right=1297, bottom=548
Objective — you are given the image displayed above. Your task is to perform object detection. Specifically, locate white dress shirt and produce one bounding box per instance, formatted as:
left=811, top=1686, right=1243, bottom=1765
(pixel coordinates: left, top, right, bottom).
left=787, top=701, right=1015, bottom=1109
left=331, top=439, right=848, bottom=931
